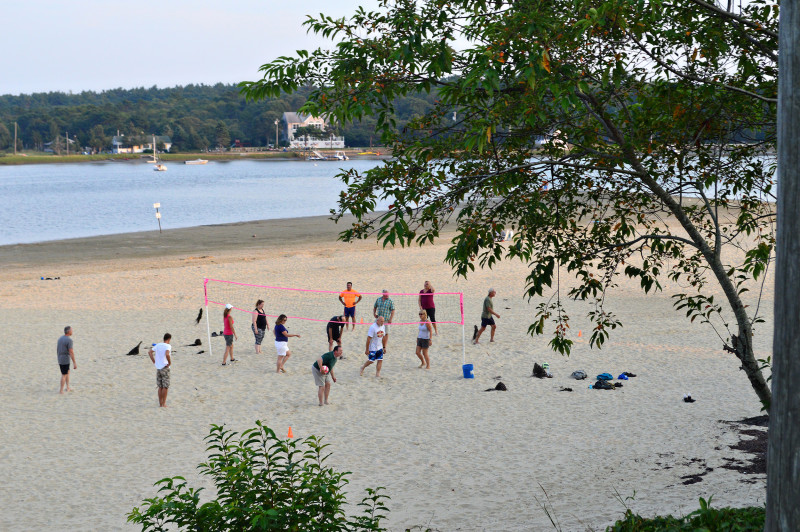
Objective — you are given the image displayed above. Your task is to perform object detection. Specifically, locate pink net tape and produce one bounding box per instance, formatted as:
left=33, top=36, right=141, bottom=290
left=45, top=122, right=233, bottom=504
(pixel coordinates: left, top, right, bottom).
left=205, top=278, right=464, bottom=325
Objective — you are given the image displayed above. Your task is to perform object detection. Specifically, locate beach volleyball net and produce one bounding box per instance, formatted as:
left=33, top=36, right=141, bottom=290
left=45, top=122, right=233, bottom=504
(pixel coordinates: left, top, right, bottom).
left=205, top=278, right=464, bottom=325
left=203, top=278, right=466, bottom=358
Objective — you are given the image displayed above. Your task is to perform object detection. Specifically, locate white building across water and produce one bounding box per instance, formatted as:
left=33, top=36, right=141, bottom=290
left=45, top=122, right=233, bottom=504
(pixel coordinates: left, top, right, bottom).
left=281, top=112, right=345, bottom=148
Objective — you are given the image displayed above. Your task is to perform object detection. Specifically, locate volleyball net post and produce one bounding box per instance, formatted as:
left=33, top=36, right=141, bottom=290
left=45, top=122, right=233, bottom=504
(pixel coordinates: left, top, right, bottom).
left=204, top=278, right=214, bottom=359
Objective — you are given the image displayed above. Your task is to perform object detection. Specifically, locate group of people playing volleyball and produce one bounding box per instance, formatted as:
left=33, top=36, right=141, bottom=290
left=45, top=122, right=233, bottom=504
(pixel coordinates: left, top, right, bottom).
left=220, top=281, right=438, bottom=405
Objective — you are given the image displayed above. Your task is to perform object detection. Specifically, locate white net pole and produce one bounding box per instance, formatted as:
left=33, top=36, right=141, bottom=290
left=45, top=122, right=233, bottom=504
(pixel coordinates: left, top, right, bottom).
left=204, top=279, right=213, bottom=358
left=461, top=293, right=466, bottom=365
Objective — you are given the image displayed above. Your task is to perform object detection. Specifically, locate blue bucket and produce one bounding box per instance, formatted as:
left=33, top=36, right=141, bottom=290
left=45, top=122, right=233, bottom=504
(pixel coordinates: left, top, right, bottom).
left=462, top=363, right=474, bottom=379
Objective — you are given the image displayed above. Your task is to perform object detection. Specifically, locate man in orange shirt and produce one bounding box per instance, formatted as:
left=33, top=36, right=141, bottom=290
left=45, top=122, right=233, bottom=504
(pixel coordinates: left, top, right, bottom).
left=338, top=281, right=362, bottom=331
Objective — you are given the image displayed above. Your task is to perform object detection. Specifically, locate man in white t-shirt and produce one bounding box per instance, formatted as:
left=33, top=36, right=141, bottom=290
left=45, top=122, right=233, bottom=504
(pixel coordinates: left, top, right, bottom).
left=148, top=333, right=172, bottom=407
left=360, top=316, right=386, bottom=377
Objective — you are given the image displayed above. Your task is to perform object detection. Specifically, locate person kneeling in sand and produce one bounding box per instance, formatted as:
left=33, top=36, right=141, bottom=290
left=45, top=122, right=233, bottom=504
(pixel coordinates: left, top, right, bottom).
left=312, top=345, right=343, bottom=406
left=148, top=333, right=172, bottom=408
left=361, top=316, right=386, bottom=377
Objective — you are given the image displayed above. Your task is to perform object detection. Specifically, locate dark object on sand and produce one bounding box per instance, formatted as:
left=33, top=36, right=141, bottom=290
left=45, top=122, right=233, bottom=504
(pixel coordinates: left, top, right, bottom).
left=485, top=382, right=507, bottom=391
left=559, top=387, right=573, bottom=392
left=41, top=277, right=61, bottom=280
left=570, top=370, right=587, bottom=380
left=532, top=363, right=548, bottom=378
left=623, top=372, right=637, bottom=377
left=125, top=341, right=142, bottom=356
left=593, top=379, right=615, bottom=390
left=195, top=307, right=203, bottom=325
left=219, top=330, right=224, bottom=335
left=211, top=332, right=218, bottom=337
left=185, top=338, right=202, bottom=346
left=613, top=382, right=623, bottom=388
left=683, top=394, right=696, bottom=403
left=197, top=350, right=205, bottom=354
left=472, top=325, right=478, bottom=341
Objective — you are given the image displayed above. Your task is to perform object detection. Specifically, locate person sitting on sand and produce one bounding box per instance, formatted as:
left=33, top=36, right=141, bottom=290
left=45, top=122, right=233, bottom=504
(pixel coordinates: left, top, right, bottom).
left=57, top=326, right=77, bottom=394
left=274, top=314, right=299, bottom=373
left=312, top=345, right=343, bottom=406
left=361, top=316, right=386, bottom=377
left=148, top=333, right=172, bottom=407
left=416, top=310, right=433, bottom=369
left=326, top=314, right=345, bottom=352
left=473, top=288, right=500, bottom=344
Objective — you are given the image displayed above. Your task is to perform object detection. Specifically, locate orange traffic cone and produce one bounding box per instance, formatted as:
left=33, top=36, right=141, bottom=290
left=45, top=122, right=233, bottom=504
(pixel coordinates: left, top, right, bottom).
left=578, top=330, right=582, bottom=337
left=287, top=427, right=294, bottom=439
left=360, top=317, right=364, bottom=324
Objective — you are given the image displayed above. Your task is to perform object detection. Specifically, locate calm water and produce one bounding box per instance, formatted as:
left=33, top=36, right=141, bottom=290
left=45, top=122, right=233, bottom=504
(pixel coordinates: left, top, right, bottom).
left=0, top=159, right=385, bottom=245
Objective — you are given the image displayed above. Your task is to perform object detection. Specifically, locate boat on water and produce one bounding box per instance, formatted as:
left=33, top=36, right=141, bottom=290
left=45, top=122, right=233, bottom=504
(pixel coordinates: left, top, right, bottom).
left=306, top=150, right=349, bottom=161
left=151, top=135, right=167, bottom=171
left=184, top=159, right=208, bottom=165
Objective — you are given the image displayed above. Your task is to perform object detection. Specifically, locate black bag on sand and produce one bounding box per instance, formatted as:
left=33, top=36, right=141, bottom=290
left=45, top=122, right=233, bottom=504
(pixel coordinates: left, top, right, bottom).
left=593, top=379, right=615, bottom=390
left=532, top=363, right=547, bottom=378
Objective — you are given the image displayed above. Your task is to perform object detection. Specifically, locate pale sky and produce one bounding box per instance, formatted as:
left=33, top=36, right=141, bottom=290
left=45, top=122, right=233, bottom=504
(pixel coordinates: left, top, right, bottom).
left=0, top=0, right=375, bottom=96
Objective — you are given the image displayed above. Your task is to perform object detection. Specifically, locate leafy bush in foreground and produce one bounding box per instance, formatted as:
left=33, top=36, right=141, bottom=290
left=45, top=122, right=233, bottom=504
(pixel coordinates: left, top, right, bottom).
left=127, top=421, right=389, bottom=531
left=608, top=497, right=765, bottom=531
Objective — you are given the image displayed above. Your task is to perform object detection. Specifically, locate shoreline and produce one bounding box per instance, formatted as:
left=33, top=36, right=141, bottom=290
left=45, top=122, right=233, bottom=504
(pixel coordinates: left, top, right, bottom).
left=0, top=212, right=382, bottom=271
left=0, top=150, right=391, bottom=166
left=0, top=210, right=770, bottom=530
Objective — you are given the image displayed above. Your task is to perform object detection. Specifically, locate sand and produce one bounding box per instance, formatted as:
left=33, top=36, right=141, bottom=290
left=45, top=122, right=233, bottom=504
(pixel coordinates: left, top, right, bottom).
left=0, top=215, right=770, bottom=531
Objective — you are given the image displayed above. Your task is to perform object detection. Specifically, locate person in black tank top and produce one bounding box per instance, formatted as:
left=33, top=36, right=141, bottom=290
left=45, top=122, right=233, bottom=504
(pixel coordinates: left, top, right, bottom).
left=251, top=300, right=269, bottom=354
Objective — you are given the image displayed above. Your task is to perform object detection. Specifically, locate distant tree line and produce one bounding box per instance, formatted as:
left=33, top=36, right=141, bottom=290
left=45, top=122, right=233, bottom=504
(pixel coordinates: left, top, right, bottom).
left=0, top=83, right=438, bottom=152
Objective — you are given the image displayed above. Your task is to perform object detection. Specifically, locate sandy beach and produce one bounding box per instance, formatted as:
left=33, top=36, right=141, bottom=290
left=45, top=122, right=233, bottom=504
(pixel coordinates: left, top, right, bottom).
left=0, top=214, right=770, bottom=531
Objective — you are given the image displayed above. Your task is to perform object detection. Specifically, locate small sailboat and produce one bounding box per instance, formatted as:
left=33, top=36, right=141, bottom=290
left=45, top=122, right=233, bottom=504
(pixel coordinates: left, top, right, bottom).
left=152, top=135, right=167, bottom=171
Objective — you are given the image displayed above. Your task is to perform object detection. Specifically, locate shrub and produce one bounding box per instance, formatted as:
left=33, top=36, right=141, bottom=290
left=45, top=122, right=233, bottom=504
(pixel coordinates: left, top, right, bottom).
left=127, top=421, right=389, bottom=531
left=608, top=497, right=765, bottom=531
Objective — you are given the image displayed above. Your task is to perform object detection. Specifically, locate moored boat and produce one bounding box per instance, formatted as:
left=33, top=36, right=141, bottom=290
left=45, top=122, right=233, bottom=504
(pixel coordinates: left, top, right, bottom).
left=184, top=159, right=208, bottom=165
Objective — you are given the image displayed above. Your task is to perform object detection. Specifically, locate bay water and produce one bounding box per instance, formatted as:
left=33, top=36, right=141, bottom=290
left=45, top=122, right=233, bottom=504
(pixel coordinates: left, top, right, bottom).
left=0, top=159, right=385, bottom=245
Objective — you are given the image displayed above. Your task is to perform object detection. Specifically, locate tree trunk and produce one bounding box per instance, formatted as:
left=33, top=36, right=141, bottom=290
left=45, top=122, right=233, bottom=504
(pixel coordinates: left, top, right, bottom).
left=767, top=0, right=800, bottom=528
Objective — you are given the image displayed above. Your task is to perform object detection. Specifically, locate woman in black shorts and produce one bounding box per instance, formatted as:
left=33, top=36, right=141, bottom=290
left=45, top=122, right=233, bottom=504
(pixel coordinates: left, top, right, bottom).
left=415, top=310, right=434, bottom=369
left=418, top=280, right=437, bottom=336
left=251, top=299, right=269, bottom=354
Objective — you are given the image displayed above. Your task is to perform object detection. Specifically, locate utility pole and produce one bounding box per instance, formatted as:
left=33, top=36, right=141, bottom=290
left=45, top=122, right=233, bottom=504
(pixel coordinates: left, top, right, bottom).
left=768, top=0, right=800, bottom=529
left=274, top=119, right=279, bottom=148
left=14, top=122, right=17, bottom=156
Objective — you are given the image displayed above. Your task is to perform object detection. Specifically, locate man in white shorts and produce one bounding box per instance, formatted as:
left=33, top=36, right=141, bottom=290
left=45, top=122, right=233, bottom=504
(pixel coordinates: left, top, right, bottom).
left=148, top=333, right=172, bottom=407
left=360, top=316, right=386, bottom=377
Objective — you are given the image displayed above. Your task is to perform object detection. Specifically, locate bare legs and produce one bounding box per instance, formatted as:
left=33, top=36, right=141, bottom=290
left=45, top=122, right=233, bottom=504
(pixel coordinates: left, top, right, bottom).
left=415, top=346, right=430, bottom=369
left=277, top=351, right=291, bottom=373
left=158, top=387, right=169, bottom=407
left=317, top=382, right=332, bottom=406
left=360, top=359, right=382, bottom=377
left=473, top=324, right=496, bottom=344
left=222, top=344, right=235, bottom=364
left=59, top=372, right=72, bottom=394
